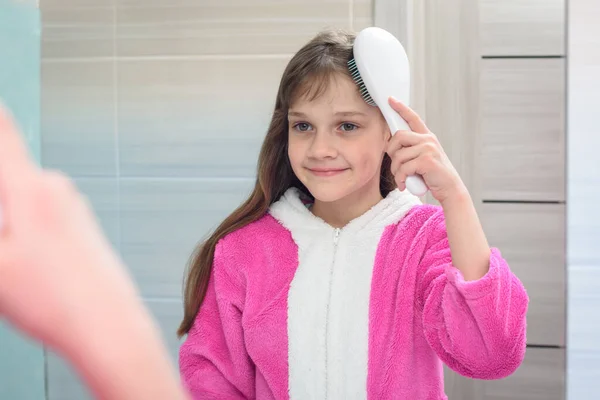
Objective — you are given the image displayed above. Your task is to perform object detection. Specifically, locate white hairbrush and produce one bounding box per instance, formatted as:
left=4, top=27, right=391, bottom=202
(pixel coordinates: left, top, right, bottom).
left=348, top=27, right=428, bottom=196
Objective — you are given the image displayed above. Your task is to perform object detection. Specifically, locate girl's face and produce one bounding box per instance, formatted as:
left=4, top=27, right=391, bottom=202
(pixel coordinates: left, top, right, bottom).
left=287, top=73, right=390, bottom=204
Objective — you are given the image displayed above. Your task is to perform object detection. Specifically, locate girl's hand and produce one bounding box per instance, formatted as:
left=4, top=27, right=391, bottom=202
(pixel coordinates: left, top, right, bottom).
left=0, top=106, right=135, bottom=348
left=385, top=96, right=468, bottom=204
left=0, top=105, right=189, bottom=400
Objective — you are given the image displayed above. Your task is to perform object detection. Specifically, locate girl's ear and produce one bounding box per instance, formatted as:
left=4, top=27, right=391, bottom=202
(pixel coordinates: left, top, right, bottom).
left=379, top=114, right=391, bottom=141
left=384, top=127, right=392, bottom=141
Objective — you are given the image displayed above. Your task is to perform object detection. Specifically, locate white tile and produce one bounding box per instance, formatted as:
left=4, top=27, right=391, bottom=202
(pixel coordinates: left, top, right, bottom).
left=567, top=178, right=600, bottom=266
left=47, top=352, right=92, bottom=400
left=119, top=178, right=255, bottom=297
left=41, top=0, right=114, bottom=59
left=567, top=1, right=600, bottom=398
left=146, top=298, right=184, bottom=362
left=567, top=349, right=600, bottom=400
left=353, top=0, right=373, bottom=31
left=0, top=324, right=45, bottom=400
left=117, top=57, right=289, bottom=177
left=115, top=0, right=351, bottom=57
left=567, top=265, right=600, bottom=351
left=41, top=60, right=116, bottom=177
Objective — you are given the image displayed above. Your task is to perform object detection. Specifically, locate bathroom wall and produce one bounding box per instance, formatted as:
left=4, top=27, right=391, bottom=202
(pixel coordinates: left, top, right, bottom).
left=0, top=1, right=45, bottom=399
left=39, top=0, right=373, bottom=398
left=477, top=0, right=567, bottom=399
left=567, top=0, right=600, bottom=398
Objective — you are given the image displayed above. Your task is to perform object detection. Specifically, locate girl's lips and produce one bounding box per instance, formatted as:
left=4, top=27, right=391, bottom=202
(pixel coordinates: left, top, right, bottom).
left=307, top=168, right=349, bottom=177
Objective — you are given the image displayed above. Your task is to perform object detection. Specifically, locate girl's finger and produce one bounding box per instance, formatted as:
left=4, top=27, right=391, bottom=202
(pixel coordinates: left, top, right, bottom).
left=389, top=143, right=426, bottom=176
left=395, top=158, right=421, bottom=190
left=385, top=130, right=426, bottom=154
left=388, top=97, right=429, bottom=134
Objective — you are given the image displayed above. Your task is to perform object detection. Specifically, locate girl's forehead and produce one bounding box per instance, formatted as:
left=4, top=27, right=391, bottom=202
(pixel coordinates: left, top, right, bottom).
left=291, top=74, right=370, bottom=110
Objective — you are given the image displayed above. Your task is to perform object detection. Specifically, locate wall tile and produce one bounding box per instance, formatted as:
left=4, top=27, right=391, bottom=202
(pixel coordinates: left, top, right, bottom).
left=480, top=0, right=565, bottom=56
left=568, top=265, right=600, bottom=351
left=41, top=60, right=116, bottom=177
left=46, top=353, right=92, bottom=400
left=119, top=178, right=254, bottom=297
left=568, top=349, right=600, bottom=400
left=41, top=0, right=114, bottom=59
left=481, top=58, right=565, bottom=202
left=482, top=348, right=565, bottom=400
left=567, top=0, right=600, bottom=398
left=115, top=0, right=351, bottom=57
left=146, top=299, right=184, bottom=362
left=568, top=264, right=600, bottom=399
left=0, top=324, right=45, bottom=400
left=117, top=57, right=288, bottom=178
left=567, top=177, right=600, bottom=267
left=353, top=0, right=373, bottom=31
left=481, top=203, right=565, bottom=346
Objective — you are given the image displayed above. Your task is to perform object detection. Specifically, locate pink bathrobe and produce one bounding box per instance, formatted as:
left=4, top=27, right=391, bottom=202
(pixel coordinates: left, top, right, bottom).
left=179, top=187, right=529, bottom=399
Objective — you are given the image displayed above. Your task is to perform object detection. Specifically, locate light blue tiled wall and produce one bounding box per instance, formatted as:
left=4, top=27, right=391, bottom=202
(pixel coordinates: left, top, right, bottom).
left=567, top=0, right=600, bottom=399
left=39, top=0, right=373, bottom=397
left=0, top=1, right=45, bottom=399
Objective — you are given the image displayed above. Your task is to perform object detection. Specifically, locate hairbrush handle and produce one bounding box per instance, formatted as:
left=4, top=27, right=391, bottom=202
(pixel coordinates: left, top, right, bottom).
left=387, top=110, right=428, bottom=197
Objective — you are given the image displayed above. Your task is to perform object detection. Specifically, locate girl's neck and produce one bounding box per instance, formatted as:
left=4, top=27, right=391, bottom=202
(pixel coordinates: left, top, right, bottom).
left=310, top=182, right=384, bottom=229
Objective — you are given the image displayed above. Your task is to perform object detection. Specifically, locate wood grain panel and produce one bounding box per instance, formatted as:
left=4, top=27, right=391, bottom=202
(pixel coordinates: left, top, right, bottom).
left=444, top=348, right=565, bottom=400
left=482, top=347, right=565, bottom=400
left=481, top=58, right=565, bottom=202
left=481, top=203, right=565, bottom=346
left=480, top=0, right=565, bottom=56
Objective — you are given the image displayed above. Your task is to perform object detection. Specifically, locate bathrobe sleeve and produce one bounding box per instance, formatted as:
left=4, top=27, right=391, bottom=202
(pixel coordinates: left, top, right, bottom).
left=416, top=207, right=529, bottom=379
left=179, top=240, right=255, bottom=399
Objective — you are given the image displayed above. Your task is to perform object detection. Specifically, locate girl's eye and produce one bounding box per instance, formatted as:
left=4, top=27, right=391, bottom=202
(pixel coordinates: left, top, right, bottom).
left=340, top=122, right=358, bottom=132
left=294, top=122, right=312, bottom=132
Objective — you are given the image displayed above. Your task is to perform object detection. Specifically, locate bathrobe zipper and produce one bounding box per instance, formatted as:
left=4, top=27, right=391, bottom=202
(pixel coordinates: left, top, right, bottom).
left=325, top=227, right=341, bottom=399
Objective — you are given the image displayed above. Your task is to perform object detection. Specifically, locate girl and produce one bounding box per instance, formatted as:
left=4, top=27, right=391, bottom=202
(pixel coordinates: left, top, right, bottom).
left=178, top=28, right=528, bottom=400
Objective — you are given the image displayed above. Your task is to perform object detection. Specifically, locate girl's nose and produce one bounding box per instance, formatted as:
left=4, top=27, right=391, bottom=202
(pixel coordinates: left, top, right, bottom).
left=307, top=131, right=338, bottom=159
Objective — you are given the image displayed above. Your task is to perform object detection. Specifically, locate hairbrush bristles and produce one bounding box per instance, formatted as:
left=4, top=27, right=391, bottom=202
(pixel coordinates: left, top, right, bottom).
left=348, top=58, right=376, bottom=106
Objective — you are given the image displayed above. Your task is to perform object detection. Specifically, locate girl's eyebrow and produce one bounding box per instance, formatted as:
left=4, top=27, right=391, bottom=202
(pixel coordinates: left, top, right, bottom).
left=287, top=110, right=307, bottom=118
left=333, top=111, right=368, bottom=117
left=287, top=110, right=367, bottom=117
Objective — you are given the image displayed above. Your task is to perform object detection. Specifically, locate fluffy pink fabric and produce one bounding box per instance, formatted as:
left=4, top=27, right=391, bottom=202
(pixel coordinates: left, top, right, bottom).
left=367, top=205, right=528, bottom=399
left=179, top=204, right=528, bottom=399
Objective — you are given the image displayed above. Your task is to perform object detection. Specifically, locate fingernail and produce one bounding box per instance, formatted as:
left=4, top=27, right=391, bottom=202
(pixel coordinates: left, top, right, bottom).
left=389, top=96, right=398, bottom=103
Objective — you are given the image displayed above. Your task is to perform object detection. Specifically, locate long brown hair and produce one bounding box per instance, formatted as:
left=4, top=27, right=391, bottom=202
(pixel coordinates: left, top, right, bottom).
left=178, top=27, right=396, bottom=337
